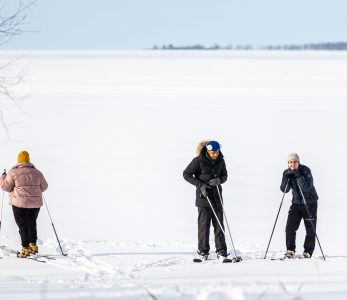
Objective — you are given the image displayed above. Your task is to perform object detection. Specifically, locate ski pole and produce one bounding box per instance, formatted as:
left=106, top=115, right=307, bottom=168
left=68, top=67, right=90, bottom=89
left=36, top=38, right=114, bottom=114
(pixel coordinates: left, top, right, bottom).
left=0, top=169, right=5, bottom=235
left=0, top=189, right=4, bottom=235
left=43, top=195, right=68, bottom=256
left=296, top=181, right=326, bottom=261
left=264, top=178, right=290, bottom=259
left=205, top=195, right=235, bottom=256
left=215, top=185, right=242, bottom=262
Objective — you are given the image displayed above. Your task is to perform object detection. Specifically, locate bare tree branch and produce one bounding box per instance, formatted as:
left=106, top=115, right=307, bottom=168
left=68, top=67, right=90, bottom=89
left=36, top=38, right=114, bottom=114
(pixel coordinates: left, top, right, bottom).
left=0, top=0, right=36, bottom=139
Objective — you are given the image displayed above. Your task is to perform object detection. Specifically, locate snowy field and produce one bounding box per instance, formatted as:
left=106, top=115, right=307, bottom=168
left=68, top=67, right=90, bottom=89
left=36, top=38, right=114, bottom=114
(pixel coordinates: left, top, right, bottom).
left=1, top=50, right=347, bottom=299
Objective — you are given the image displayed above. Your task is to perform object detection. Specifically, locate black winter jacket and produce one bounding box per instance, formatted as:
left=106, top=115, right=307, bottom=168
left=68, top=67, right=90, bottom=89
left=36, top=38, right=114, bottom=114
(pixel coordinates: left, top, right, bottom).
left=280, top=164, right=318, bottom=204
left=183, top=148, right=228, bottom=208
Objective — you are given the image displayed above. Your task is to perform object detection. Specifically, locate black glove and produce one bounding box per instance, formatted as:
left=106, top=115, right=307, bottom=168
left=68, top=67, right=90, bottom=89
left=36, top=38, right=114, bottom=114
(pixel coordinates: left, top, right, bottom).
left=285, top=168, right=294, bottom=178
left=209, top=178, right=221, bottom=186
left=293, top=169, right=301, bottom=178
left=200, top=184, right=210, bottom=198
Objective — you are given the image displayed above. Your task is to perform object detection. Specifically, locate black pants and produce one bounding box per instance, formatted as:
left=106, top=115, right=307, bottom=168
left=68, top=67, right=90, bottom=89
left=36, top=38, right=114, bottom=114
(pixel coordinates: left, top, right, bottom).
left=198, top=207, right=227, bottom=253
left=285, top=203, right=317, bottom=256
left=12, top=206, right=40, bottom=248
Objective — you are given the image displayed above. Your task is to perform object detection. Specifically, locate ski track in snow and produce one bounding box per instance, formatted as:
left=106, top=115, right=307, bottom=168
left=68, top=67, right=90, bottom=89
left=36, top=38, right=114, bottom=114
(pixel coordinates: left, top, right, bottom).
left=40, top=239, right=128, bottom=287
left=126, top=255, right=189, bottom=278
left=28, top=239, right=196, bottom=287
left=2, top=237, right=347, bottom=299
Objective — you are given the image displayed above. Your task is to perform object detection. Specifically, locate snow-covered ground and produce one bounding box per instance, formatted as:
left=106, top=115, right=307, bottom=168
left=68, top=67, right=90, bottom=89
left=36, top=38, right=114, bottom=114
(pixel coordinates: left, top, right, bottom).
left=1, top=50, right=347, bottom=299
left=1, top=236, right=347, bottom=299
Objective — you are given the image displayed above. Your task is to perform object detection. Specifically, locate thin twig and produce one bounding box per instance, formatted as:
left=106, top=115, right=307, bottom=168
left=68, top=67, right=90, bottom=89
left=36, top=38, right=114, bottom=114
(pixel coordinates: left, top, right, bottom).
left=0, top=0, right=36, bottom=137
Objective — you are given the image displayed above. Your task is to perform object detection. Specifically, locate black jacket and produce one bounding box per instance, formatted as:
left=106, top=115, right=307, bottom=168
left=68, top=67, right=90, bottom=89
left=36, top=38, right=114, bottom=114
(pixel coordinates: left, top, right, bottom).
left=183, top=148, right=228, bottom=208
left=280, top=164, right=319, bottom=204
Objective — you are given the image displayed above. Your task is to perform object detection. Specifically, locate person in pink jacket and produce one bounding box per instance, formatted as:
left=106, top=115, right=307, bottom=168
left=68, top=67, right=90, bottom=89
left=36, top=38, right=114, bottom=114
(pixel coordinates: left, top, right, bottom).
left=0, top=151, right=48, bottom=258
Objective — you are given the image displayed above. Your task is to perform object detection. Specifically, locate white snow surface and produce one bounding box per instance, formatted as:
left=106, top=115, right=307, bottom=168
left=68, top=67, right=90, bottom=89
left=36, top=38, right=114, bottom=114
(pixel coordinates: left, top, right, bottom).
left=1, top=50, right=347, bottom=299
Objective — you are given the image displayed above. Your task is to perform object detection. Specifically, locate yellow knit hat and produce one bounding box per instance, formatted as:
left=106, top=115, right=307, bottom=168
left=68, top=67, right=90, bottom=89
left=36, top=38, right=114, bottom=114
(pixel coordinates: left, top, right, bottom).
left=18, top=151, right=30, bottom=163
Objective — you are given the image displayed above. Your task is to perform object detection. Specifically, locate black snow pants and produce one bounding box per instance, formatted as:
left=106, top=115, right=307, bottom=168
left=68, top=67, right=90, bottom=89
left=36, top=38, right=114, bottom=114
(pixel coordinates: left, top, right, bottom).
left=12, top=206, right=40, bottom=248
left=286, top=203, right=317, bottom=256
left=198, top=206, right=227, bottom=254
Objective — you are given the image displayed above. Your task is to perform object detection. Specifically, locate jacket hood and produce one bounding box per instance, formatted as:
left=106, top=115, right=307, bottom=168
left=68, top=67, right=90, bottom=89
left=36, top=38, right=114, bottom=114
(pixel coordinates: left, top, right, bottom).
left=12, top=162, right=35, bottom=169
left=196, top=140, right=224, bottom=162
left=196, top=140, right=209, bottom=156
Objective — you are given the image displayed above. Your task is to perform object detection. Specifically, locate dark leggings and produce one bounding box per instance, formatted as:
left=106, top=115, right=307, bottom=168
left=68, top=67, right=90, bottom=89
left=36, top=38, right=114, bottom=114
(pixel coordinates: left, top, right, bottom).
left=12, top=206, right=40, bottom=247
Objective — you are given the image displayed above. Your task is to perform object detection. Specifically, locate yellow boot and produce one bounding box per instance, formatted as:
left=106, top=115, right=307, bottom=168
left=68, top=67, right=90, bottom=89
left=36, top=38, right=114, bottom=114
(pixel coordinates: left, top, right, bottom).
left=29, top=243, right=38, bottom=254
left=17, top=247, right=30, bottom=258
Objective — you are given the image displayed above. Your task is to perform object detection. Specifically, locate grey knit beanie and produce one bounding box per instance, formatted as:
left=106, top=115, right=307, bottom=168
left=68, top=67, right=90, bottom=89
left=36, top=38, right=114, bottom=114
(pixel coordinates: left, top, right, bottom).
left=288, top=153, right=300, bottom=162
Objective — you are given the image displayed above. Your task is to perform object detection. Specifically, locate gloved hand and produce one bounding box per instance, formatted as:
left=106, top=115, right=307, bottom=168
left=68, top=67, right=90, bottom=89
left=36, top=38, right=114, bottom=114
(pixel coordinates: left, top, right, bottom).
left=293, top=169, right=301, bottom=178
left=200, top=184, right=210, bottom=198
left=209, top=177, right=221, bottom=186
left=285, top=168, right=294, bottom=178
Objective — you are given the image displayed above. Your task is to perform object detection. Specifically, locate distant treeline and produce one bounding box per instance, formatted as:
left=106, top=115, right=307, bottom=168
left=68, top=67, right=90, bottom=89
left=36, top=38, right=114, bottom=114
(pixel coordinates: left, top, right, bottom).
left=151, top=42, right=347, bottom=51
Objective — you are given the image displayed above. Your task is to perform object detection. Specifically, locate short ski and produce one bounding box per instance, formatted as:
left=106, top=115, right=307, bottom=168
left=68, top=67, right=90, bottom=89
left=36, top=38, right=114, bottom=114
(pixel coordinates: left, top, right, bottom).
left=271, top=254, right=302, bottom=261
left=219, top=252, right=242, bottom=263
left=221, top=258, right=233, bottom=263
left=193, top=251, right=209, bottom=263
left=31, top=253, right=56, bottom=260
left=0, top=245, right=54, bottom=263
left=193, top=257, right=238, bottom=263
left=271, top=255, right=288, bottom=261
left=23, top=255, right=47, bottom=263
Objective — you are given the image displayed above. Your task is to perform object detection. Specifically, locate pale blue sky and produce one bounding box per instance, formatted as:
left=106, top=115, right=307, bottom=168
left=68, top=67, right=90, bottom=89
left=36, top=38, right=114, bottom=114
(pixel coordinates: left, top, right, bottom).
left=4, top=0, right=347, bottom=49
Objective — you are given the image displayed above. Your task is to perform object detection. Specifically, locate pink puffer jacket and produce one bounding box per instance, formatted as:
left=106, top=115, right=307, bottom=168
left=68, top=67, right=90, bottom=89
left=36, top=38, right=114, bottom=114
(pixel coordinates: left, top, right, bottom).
left=0, top=163, right=48, bottom=208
